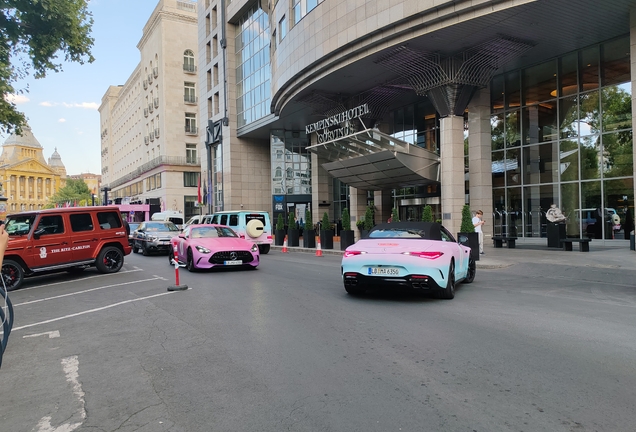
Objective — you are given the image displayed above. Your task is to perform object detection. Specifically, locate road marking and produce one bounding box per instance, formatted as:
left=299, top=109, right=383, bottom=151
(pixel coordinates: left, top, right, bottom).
left=23, top=330, right=60, bottom=339
left=12, top=292, right=176, bottom=332
left=36, top=356, right=86, bottom=432
left=19, top=268, right=144, bottom=291
left=13, top=278, right=162, bottom=307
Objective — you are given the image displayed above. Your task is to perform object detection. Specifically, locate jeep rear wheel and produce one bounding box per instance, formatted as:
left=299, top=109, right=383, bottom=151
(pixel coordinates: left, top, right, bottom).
left=96, top=246, right=124, bottom=274
left=1, top=259, right=25, bottom=291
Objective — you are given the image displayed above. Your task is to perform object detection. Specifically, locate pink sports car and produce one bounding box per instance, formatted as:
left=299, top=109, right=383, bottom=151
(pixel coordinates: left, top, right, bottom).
left=170, top=224, right=260, bottom=271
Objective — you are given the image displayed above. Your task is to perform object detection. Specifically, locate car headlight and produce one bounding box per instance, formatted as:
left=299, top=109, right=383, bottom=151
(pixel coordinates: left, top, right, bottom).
left=251, top=244, right=258, bottom=253
left=147, top=235, right=158, bottom=242
left=196, top=245, right=211, bottom=254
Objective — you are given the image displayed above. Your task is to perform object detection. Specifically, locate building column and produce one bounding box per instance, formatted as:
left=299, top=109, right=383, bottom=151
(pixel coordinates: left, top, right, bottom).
left=374, top=190, right=392, bottom=223
left=468, top=86, right=493, bottom=240
left=350, top=186, right=368, bottom=240
left=631, top=8, right=636, bottom=215
left=311, top=153, right=333, bottom=225
left=440, top=115, right=466, bottom=236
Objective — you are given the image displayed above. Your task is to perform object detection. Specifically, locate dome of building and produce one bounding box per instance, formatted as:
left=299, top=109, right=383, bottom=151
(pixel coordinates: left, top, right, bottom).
left=48, top=147, right=65, bottom=167
left=2, top=125, right=42, bottom=148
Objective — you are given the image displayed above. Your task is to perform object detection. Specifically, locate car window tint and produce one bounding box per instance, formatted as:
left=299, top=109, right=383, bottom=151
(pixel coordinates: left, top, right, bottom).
left=368, top=228, right=426, bottom=238
left=5, top=216, right=33, bottom=235
left=168, top=217, right=183, bottom=225
left=37, top=215, right=65, bottom=235
left=211, top=216, right=218, bottom=224
left=220, top=215, right=228, bottom=225
left=229, top=214, right=239, bottom=226
left=97, top=211, right=122, bottom=229
left=70, top=213, right=94, bottom=232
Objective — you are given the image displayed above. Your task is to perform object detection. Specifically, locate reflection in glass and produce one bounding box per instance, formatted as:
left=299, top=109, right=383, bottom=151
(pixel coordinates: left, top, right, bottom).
left=578, top=91, right=600, bottom=136
left=561, top=182, right=580, bottom=237
left=580, top=46, right=600, bottom=91
left=580, top=135, right=601, bottom=180
left=601, top=84, right=632, bottom=132
left=522, top=102, right=557, bottom=144
left=601, top=36, right=630, bottom=87
left=604, top=178, right=634, bottom=240
left=505, top=71, right=520, bottom=109
left=581, top=180, right=602, bottom=238
left=559, top=96, right=578, bottom=138
left=560, top=140, right=579, bottom=182
left=507, top=187, right=522, bottom=237
left=523, top=60, right=556, bottom=105
left=505, top=110, right=521, bottom=147
left=491, top=114, right=504, bottom=150
left=491, top=75, right=504, bottom=110
left=492, top=188, right=505, bottom=236
left=558, top=52, right=578, bottom=97
left=602, top=131, right=633, bottom=178
left=523, top=184, right=558, bottom=237
left=505, top=148, right=521, bottom=186
left=492, top=150, right=505, bottom=188
left=523, top=142, right=558, bottom=184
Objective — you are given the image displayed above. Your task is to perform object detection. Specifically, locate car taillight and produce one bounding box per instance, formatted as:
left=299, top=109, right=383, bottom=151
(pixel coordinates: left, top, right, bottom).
left=343, top=250, right=365, bottom=258
left=403, top=251, right=444, bottom=259
left=267, top=235, right=272, bottom=240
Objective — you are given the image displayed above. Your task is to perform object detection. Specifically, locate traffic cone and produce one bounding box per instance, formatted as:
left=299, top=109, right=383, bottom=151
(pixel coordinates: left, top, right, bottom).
left=281, top=235, right=288, bottom=253
left=315, top=239, right=323, bottom=257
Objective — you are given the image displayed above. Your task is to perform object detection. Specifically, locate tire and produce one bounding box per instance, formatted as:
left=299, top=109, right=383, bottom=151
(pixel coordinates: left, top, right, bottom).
left=95, top=246, right=124, bottom=274
left=186, top=248, right=196, bottom=272
left=141, top=243, right=149, bottom=256
left=245, top=219, right=264, bottom=238
left=258, top=244, right=270, bottom=254
left=463, top=257, right=476, bottom=284
left=2, top=259, right=25, bottom=291
left=439, top=260, right=456, bottom=299
left=132, top=242, right=139, bottom=254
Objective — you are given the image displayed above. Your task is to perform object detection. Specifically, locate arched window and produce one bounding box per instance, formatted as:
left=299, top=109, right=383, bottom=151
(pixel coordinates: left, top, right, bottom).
left=183, top=49, right=195, bottom=72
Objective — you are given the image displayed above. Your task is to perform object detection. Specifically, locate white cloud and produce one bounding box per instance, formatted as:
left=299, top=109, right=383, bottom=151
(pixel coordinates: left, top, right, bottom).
left=58, top=118, right=66, bottom=123
left=40, top=101, right=54, bottom=107
left=5, top=94, right=30, bottom=104
left=40, top=101, right=99, bottom=110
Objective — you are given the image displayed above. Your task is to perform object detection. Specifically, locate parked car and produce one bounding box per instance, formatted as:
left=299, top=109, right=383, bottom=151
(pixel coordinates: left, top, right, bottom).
left=170, top=224, right=259, bottom=271
left=128, top=222, right=140, bottom=246
left=132, top=221, right=180, bottom=255
left=202, top=211, right=273, bottom=254
left=1, top=206, right=132, bottom=291
left=150, top=211, right=184, bottom=228
left=341, top=222, right=475, bottom=299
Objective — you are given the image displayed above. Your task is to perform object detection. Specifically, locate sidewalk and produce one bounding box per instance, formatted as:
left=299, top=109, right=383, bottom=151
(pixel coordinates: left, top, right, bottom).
left=271, top=238, right=636, bottom=270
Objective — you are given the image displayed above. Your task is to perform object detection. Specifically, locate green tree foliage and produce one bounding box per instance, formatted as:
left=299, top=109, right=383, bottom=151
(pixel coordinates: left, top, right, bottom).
left=422, top=205, right=433, bottom=222
left=49, top=178, right=91, bottom=206
left=276, top=213, right=284, bottom=230
left=341, top=208, right=351, bottom=230
left=0, top=0, right=95, bottom=134
left=288, top=211, right=296, bottom=230
left=391, top=207, right=399, bottom=223
left=305, top=208, right=312, bottom=231
left=363, top=206, right=374, bottom=231
left=321, top=212, right=331, bottom=231
left=460, top=205, right=475, bottom=233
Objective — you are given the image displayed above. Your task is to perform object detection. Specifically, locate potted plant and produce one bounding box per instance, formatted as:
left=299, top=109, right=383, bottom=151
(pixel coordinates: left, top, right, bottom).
left=391, top=207, right=399, bottom=223
left=340, top=208, right=355, bottom=250
left=458, top=204, right=479, bottom=261
left=422, top=205, right=433, bottom=222
left=303, top=208, right=315, bottom=248
left=360, top=206, right=374, bottom=238
left=275, top=214, right=285, bottom=245
left=320, top=212, right=334, bottom=249
left=287, top=211, right=299, bottom=247
left=356, top=218, right=365, bottom=239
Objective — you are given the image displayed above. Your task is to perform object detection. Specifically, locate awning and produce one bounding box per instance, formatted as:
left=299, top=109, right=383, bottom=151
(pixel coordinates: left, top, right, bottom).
left=307, top=129, right=440, bottom=190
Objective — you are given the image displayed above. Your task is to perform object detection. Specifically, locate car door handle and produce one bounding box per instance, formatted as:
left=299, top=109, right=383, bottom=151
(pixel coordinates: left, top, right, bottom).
left=61, top=242, right=68, bottom=245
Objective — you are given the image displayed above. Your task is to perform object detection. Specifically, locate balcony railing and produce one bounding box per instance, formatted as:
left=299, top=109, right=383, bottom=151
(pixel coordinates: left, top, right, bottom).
left=144, top=108, right=148, bottom=117
left=148, top=103, right=154, bottom=113
left=107, top=155, right=201, bottom=189
left=183, top=64, right=197, bottom=73
left=154, top=97, right=159, bottom=108
left=154, top=128, right=160, bottom=138
left=184, top=94, right=197, bottom=104
left=185, top=125, right=198, bottom=135
left=153, top=67, right=158, bottom=78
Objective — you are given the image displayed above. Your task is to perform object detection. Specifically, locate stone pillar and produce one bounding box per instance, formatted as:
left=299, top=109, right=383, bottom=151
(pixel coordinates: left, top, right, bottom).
left=311, top=153, right=333, bottom=226
left=631, top=8, right=636, bottom=216
left=374, top=190, right=392, bottom=223
left=350, top=186, right=368, bottom=240
left=468, top=87, right=493, bottom=240
left=440, top=115, right=466, bottom=236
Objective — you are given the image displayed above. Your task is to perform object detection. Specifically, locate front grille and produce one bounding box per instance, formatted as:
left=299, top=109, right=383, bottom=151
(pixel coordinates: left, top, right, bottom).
left=209, top=250, right=253, bottom=264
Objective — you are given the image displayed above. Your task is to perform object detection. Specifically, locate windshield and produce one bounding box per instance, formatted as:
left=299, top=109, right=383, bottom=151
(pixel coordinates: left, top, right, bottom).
left=145, top=222, right=180, bottom=232
left=5, top=215, right=35, bottom=235
left=368, top=228, right=429, bottom=239
left=191, top=226, right=238, bottom=238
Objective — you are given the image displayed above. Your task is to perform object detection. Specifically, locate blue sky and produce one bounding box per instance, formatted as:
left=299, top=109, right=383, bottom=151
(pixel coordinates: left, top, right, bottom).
left=1, top=0, right=160, bottom=175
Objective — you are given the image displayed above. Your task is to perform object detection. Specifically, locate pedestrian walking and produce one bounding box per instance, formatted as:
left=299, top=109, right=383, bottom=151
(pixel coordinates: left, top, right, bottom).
left=472, top=210, right=485, bottom=255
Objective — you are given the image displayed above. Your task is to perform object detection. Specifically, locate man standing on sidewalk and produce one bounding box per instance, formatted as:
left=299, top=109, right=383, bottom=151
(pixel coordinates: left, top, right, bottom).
left=472, top=210, right=485, bottom=255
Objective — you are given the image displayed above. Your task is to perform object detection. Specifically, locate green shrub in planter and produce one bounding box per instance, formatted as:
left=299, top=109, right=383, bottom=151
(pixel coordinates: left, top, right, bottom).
left=422, top=205, right=433, bottom=222
left=303, top=208, right=315, bottom=248
left=340, top=208, right=355, bottom=250
left=322, top=212, right=331, bottom=230
left=460, top=204, right=475, bottom=233
left=276, top=214, right=284, bottom=230
left=459, top=204, right=479, bottom=261
left=320, top=212, right=334, bottom=249
left=275, top=214, right=285, bottom=245
left=304, top=208, right=312, bottom=231
left=356, top=219, right=365, bottom=230
left=391, top=207, right=399, bottom=223
left=287, top=211, right=299, bottom=246
left=341, top=208, right=351, bottom=231
left=363, top=206, right=374, bottom=231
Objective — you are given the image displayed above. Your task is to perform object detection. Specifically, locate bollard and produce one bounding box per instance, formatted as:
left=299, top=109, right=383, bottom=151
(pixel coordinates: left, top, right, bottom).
left=167, top=242, right=188, bottom=291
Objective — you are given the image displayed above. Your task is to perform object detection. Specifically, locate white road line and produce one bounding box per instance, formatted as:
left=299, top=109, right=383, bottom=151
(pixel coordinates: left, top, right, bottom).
left=13, top=278, right=161, bottom=307
left=12, top=292, right=176, bottom=332
left=36, top=356, right=86, bottom=432
left=19, top=268, right=143, bottom=291
left=23, top=330, right=60, bottom=339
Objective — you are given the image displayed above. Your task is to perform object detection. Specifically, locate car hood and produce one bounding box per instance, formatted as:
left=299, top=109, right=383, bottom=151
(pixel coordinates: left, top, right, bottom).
left=145, top=231, right=178, bottom=238
left=192, top=237, right=254, bottom=250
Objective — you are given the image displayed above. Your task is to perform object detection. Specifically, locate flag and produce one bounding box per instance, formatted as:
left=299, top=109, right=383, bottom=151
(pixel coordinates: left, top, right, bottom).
left=197, top=174, right=202, bottom=204
left=202, top=179, right=208, bottom=205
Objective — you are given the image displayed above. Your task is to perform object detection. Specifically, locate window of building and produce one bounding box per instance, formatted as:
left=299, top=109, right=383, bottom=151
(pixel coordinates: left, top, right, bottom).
left=279, top=15, right=287, bottom=41
left=292, top=0, right=322, bottom=26
left=184, top=172, right=200, bottom=187
left=184, top=82, right=196, bottom=103
left=185, top=113, right=197, bottom=134
left=186, top=143, right=197, bottom=164
left=183, top=49, right=196, bottom=73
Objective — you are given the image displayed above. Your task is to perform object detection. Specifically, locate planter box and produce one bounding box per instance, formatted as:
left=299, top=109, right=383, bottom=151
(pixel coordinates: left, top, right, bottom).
left=320, top=229, right=334, bottom=249
left=359, top=229, right=369, bottom=239
left=457, top=231, right=479, bottom=261
left=303, top=229, right=316, bottom=248
left=275, top=229, right=286, bottom=246
left=288, top=229, right=300, bottom=247
left=340, top=230, right=355, bottom=250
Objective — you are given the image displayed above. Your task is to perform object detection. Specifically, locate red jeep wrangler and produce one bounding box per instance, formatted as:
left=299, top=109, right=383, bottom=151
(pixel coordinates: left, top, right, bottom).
left=1, top=206, right=132, bottom=291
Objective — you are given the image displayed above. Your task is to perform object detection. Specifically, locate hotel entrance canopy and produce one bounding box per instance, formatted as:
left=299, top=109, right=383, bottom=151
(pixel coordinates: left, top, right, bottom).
left=307, top=129, right=440, bottom=190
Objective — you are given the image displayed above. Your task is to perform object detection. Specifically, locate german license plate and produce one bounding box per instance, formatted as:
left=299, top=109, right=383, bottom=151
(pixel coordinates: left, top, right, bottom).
left=160, top=241, right=169, bottom=245
left=224, top=260, right=242, bottom=266
left=368, top=267, right=400, bottom=276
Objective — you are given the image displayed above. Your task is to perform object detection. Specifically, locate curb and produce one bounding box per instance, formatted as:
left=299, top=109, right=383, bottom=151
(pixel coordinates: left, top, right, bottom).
left=271, top=245, right=344, bottom=256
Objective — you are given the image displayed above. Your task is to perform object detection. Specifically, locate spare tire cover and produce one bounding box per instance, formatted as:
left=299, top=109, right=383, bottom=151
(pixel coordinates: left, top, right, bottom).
left=245, top=219, right=264, bottom=238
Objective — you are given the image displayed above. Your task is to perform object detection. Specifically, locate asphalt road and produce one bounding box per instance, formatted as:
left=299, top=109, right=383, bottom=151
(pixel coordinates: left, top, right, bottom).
left=1, top=249, right=635, bottom=432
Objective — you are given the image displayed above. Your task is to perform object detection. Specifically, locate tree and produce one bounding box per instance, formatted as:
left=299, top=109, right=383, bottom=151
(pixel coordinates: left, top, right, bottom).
left=0, top=0, right=95, bottom=134
left=422, top=205, right=433, bottom=222
left=49, top=178, right=92, bottom=206
left=460, top=205, right=475, bottom=233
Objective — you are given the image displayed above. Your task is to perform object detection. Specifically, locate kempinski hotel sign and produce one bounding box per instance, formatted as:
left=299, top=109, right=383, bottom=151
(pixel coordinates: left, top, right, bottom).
left=305, top=104, right=370, bottom=143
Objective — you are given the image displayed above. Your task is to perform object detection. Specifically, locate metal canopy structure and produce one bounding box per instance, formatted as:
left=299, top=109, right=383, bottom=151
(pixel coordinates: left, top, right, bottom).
left=307, top=129, right=440, bottom=190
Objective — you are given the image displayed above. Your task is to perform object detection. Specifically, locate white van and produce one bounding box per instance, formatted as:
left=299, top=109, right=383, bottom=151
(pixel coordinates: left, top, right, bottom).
left=151, top=211, right=185, bottom=227
left=202, top=210, right=273, bottom=254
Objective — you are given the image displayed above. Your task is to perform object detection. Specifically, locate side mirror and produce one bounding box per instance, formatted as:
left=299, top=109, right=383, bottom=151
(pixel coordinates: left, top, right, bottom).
left=179, top=234, right=186, bottom=239
left=457, top=235, right=469, bottom=244
left=33, top=228, right=46, bottom=240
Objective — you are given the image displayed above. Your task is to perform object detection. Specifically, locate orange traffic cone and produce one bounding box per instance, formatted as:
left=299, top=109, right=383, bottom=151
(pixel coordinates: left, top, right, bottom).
left=281, top=235, right=288, bottom=253
left=315, top=239, right=323, bottom=257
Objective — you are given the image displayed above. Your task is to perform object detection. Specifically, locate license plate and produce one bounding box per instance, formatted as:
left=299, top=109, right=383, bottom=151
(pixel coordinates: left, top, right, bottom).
left=368, top=267, right=400, bottom=276
left=160, top=241, right=169, bottom=245
left=224, top=260, right=242, bottom=266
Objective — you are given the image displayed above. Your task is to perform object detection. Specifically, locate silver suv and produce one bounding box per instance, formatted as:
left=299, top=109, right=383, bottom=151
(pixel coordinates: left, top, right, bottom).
left=131, top=221, right=180, bottom=255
